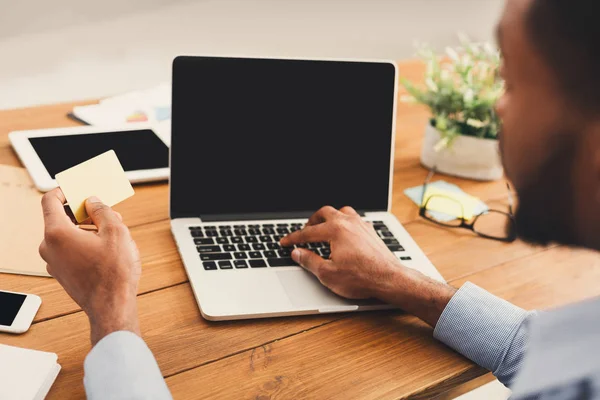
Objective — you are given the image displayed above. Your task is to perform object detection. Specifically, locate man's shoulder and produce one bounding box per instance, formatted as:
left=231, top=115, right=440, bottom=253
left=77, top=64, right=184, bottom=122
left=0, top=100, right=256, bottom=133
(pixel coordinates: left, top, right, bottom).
left=511, top=296, right=600, bottom=399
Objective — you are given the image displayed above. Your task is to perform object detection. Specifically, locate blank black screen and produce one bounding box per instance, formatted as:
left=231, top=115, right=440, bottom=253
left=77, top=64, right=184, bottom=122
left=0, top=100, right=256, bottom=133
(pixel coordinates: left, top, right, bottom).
left=171, top=56, right=396, bottom=218
left=29, top=130, right=169, bottom=179
left=0, top=292, right=26, bottom=326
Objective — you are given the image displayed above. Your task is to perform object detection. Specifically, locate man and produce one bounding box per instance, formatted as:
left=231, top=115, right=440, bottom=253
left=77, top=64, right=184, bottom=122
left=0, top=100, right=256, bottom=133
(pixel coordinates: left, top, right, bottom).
left=40, top=0, right=600, bottom=398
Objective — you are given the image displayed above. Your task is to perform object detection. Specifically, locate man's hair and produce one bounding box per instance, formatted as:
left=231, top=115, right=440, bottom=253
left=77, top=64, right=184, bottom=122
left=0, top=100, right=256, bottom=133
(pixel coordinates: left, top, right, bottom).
left=527, top=1, right=600, bottom=114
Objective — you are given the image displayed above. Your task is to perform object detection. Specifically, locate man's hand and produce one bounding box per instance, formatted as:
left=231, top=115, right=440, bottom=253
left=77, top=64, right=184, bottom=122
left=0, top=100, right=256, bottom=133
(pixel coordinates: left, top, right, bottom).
left=281, top=206, right=456, bottom=327
left=39, top=188, right=142, bottom=345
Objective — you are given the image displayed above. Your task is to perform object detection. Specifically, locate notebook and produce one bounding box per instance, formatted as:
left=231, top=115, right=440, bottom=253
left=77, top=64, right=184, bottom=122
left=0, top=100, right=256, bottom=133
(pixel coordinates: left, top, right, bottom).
left=0, top=165, right=50, bottom=277
left=0, top=344, right=61, bottom=400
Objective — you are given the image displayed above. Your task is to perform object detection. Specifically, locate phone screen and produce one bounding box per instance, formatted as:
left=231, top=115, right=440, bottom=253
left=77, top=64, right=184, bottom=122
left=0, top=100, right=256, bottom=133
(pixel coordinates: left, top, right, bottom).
left=28, top=129, right=169, bottom=179
left=0, top=292, right=26, bottom=326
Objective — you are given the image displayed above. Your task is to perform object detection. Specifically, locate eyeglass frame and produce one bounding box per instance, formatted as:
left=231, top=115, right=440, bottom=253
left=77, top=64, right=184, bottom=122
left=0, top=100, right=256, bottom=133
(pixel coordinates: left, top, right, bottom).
left=418, top=169, right=518, bottom=243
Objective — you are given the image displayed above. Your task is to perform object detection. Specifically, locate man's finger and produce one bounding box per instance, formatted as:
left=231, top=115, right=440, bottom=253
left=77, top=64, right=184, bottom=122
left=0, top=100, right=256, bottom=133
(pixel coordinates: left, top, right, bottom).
left=41, top=188, right=73, bottom=229
left=306, top=206, right=340, bottom=226
left=292, top=248, right=327, bottom=275
left=39, top=240, right=48, bottom=261
left=85, top=197, right=124, bottom=234
left=281, top=224, right=329, bottom=246
left=339, top=206, right=359, bottom=216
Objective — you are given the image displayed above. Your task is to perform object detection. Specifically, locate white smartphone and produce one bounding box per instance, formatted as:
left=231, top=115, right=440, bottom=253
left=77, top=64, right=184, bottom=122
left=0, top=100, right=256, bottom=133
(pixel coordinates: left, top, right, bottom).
left=0, top=290, right=41, bottom=334
left=8, top=124, right=170, bottom=192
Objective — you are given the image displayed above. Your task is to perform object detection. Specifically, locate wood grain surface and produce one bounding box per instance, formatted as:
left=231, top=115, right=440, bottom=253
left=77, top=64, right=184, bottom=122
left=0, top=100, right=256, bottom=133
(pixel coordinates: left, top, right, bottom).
left=0, top=60, right=597, bottom=399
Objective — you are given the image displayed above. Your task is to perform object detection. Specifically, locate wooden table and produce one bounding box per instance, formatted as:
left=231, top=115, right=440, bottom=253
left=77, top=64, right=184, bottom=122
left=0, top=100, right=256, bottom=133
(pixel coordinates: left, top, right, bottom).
left=1, top=60, right=599, bottom=400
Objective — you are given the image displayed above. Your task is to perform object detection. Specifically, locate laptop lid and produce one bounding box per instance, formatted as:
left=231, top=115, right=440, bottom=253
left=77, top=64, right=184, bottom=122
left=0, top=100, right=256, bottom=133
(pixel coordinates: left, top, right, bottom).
left=170, top=56, right=397, bottom=221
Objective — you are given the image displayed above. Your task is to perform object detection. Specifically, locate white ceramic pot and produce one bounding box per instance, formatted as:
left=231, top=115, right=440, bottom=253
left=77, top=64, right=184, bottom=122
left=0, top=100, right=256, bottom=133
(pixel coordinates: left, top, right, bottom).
left=420, top=123, right=504, bottom=181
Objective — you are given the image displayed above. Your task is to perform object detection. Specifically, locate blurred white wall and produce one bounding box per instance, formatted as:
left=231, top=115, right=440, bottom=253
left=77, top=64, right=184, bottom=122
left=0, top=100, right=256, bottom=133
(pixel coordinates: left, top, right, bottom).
left=0, top=0, right=504, bottom=110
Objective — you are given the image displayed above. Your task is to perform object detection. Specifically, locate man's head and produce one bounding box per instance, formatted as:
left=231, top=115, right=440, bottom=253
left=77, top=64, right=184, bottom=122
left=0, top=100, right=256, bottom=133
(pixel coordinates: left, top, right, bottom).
left=496, top=0, right=600, bottom=248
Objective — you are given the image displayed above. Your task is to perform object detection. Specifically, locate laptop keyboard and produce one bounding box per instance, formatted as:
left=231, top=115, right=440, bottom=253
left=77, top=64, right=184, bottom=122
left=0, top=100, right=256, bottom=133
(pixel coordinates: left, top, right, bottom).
left=189, top=221, right=407, bottom=270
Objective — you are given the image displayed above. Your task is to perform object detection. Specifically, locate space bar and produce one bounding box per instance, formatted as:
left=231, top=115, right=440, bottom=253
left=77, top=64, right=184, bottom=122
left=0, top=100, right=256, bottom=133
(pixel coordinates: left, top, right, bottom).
left=267, top=258, right=297, bottom=267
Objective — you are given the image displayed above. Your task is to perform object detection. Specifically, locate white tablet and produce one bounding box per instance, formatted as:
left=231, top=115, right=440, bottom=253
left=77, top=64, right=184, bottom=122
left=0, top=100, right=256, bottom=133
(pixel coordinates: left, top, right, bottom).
left=9, top=124, right=170, bottom=192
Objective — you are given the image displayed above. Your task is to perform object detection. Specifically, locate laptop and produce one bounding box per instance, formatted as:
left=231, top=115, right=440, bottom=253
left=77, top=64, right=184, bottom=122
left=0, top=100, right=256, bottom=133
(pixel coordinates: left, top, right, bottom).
left=169, top=56, right=445, bottom=321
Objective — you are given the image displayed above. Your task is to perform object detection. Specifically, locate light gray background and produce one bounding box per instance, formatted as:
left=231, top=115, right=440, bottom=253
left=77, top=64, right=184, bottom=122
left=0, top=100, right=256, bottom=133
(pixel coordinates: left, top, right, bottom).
left=0, top=0, right=504, bottom=109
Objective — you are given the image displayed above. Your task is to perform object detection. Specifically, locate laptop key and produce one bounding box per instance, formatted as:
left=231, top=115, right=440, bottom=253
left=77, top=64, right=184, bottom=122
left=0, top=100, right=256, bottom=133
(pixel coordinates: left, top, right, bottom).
left=238, top=244, right=251, bottom=251
left=262, top=228, right=275, bottom=235
left=383, top=238, right=399, bottom=245
left=248, top=224, right=260, bottom=229
left=245, top=236, right=258, bottom=243
left=197, top=245, right=221, bottom=253
left=218, top=261, right=233, bottom=270
left=223, top=244, right=236, bottom=252
left=248, top=228, right=261, bottom=235
left=388, top=245, right=405, bottom=252
left=277, top=228, right=290, bottom=234
left=216, top=237, right=229, bottom=244
left=234, top=260, right=248, bottom=269
left=267, top=242, right=280, bottom=250
left=381, top=231, right=394, bottom=238
left=263, top=224, right=275, bottom=228
left=203, top=261, right=218, bottom=271
left=263, top=250, right=277, bottom=258
left=234, top=229, right=247, bottom=236
left=231, top=237, right=243, bottom=244
left=234, top=225, right=246, bottom=229
left=267, top=258, right=296, bottom=267
left=219, top=225, right=232, bottom=230
left=277, top=223, right=289, bottom=227
left=200, top=253, right=232, bottom=261
left=205, top=230, right=218, bottom=237
left=249, top=251, right=262, bottom=259
left=252, top=243, right=266, bottom=251
left=220, top=230, right=233, bottom=237
left=400, top=256, right=412, bottom=261
left=194, top=238, right=215, bottom=245
left=191, top=230, right=204, bottom=238
left=278, top=249, right=291, bottom=257
left=234, top=252, right=247, bottom=259
left=259, top=236, right=272, bottom=243
left=204, top=226, right=216, bottom=230
left=249, top=259, right=267, bottom=268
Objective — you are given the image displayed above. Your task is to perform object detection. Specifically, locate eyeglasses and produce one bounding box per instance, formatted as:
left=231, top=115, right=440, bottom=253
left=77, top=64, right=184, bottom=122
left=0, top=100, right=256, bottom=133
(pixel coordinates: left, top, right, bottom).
left=419, top=169, right=517, bottom=243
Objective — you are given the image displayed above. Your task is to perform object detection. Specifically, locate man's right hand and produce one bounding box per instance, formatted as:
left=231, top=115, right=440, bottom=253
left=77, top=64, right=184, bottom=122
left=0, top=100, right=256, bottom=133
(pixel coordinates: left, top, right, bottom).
left=39, top=189, right=142, bottom=345
left=281, top=206, right=456, bottom=327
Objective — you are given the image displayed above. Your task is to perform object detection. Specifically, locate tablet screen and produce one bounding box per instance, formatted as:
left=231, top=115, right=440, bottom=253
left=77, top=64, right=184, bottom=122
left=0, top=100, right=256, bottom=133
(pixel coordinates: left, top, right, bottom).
left=28, top=129, right=169, bottom=179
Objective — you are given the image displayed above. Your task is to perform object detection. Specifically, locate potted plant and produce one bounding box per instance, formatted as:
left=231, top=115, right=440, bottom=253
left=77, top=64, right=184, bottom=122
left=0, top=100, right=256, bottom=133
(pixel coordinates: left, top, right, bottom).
left=401, top=36, right=504, bottom=181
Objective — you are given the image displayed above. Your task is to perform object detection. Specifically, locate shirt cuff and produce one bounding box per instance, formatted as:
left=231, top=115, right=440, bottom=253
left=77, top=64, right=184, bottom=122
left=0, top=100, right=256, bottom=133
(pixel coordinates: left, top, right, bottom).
left=84, top=331, right=172, bottom=400
left=433, top=282, right=529, bottom=373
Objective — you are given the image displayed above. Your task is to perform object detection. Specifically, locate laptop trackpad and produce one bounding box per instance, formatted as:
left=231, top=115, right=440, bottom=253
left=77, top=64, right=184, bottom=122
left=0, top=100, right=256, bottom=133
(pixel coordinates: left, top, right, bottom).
left=276, top=270, right=352, bottom=308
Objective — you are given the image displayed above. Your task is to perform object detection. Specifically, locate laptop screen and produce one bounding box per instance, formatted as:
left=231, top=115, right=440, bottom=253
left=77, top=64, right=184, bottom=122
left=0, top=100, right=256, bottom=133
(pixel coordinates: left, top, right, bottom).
left=170, top=56, right=396, bottom=220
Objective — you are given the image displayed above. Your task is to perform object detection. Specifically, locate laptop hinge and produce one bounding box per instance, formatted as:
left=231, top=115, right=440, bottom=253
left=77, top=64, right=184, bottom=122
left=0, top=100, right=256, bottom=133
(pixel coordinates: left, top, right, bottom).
left=199, top=210, right=366, bottom=222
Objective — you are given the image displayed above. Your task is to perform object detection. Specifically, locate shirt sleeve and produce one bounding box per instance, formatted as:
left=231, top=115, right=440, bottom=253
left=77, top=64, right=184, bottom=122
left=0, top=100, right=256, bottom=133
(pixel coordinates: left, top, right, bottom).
left=433, top=282, right=537, bottom=387
left=84, top=331, right=173, bottom=400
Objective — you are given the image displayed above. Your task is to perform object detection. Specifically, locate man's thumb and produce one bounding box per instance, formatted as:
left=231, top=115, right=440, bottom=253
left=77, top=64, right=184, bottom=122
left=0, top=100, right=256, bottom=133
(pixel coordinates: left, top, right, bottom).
left=85, top=197, right=121, bottom=232
left=292, top=248, right=323, bottom=273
